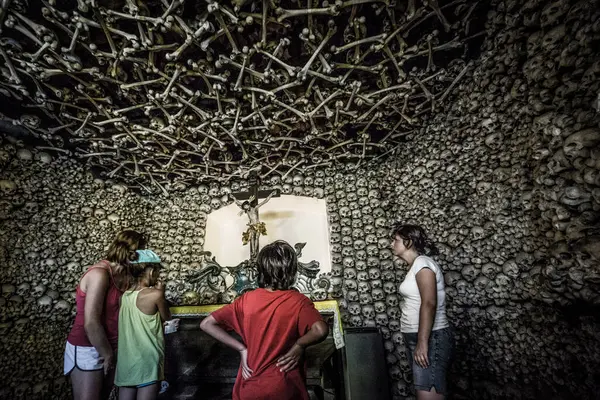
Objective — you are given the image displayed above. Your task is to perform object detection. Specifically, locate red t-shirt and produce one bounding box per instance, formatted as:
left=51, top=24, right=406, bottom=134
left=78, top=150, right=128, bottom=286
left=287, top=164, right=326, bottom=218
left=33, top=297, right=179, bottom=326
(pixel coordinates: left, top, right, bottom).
left=211, top=288, right=323, bottom=400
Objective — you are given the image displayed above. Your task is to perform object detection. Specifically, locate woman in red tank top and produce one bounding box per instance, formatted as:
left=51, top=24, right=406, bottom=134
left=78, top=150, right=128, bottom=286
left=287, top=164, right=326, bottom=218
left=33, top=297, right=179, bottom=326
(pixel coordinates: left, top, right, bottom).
left=200, top=240, right=330, bottom=400
left=64, top=230, right=144, bottom=400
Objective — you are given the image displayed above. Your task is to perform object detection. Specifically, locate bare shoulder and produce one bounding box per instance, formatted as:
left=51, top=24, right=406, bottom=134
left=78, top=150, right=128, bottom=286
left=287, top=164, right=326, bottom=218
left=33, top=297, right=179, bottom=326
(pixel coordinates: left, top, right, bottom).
left=81, top=267, right=109, bottom=289
left=146, top=287, right=166, bottom=299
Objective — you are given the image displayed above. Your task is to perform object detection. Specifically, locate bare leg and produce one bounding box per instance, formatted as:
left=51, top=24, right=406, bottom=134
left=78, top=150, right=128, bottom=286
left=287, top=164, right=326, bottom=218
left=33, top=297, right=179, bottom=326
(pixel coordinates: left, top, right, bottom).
left=416, top=387, right=445, bottom=400
left=101, top=367, right=116, bottom=400
left=119, top=386, right=137, bottom=400
left=70, top=368, right=103, bottom=400
left=137, top=383, right=159, bottom=400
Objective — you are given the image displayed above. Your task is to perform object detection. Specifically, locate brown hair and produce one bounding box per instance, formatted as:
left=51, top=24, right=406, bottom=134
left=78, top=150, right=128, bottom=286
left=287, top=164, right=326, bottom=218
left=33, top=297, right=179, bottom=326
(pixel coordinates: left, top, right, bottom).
left=257, top=240, right=298, bottom=290
left=391, top=223, right=439, bottom=256
left=106, top=230, right=144, bottom=290
left=106, top=230, right=144, bottom=265
left=126, top=262, right=161, bottom=289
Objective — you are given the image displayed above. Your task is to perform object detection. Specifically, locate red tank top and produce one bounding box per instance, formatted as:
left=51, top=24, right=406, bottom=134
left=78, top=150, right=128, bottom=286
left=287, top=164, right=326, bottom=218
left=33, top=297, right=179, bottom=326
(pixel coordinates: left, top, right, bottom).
left=67, top=260, right=123, bottom=349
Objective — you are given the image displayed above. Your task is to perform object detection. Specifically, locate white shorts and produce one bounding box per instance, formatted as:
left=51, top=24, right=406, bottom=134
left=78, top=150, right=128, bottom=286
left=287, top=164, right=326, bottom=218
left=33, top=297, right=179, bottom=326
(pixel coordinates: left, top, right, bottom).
left=63, top=341, right=104, bottom=375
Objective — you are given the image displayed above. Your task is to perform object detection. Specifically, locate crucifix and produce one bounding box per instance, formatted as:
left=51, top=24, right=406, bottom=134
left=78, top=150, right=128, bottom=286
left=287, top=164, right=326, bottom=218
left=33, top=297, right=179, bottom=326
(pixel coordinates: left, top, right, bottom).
left=230, top=171, right=280, bottom=261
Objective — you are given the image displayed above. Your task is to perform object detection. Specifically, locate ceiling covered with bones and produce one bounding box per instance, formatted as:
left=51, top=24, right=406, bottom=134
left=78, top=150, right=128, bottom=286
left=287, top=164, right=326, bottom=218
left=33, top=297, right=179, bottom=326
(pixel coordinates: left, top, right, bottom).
left=0, top=0, right=485, bottom=190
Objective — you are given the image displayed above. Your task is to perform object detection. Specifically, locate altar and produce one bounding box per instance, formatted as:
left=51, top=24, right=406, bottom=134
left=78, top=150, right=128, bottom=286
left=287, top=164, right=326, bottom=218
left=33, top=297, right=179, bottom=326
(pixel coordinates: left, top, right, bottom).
left=159, top=301, right=346, bottom=400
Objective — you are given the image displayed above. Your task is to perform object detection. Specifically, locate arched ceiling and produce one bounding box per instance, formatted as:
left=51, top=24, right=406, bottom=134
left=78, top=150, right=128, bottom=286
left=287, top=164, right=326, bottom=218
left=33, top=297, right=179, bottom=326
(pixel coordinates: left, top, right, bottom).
left=0, top=0, right=485, bottom=192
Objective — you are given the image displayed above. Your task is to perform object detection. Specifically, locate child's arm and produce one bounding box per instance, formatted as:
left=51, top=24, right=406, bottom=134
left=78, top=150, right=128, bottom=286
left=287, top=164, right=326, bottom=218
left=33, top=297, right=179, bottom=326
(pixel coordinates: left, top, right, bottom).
left=154, top=285, right=172, bottom=322
left=277, top=320, right=329, bottom=372
left=200, top=315, right=254, bottom=379
left=200, top=315, right=246, bottom=352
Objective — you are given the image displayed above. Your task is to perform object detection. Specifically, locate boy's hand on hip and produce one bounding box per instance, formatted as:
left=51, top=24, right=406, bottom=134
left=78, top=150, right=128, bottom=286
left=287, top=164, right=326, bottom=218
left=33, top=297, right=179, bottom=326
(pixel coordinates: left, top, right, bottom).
left=277, top=343, right=304, bottom=372
left=239, top=349, right=253, bottom=379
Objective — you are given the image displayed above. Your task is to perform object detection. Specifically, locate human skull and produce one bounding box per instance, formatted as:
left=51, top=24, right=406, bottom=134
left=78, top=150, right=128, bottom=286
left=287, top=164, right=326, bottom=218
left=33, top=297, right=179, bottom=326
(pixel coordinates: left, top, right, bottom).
left=540, top=0, right=569, bottom=27
left=388, top=318, right=401, bottom=331
left=37, top=295, right=53, bottom=314
left=386, top=294, right=399, bottom=308
left=372, top=288, right=385, bottom=301
left=361, top=305, right=375, bottom=319
left=16, top=283, right=30, bottom=297
left=348, top=302, right=361, bottom=315
left=344, top=279, right=358, bottom=291
left=0, top=179, right=16, bottom=195
left=54, top=300, right=72, bottom=315
left=358, top=281, right=370, bottom=294
left=461, top=265, right=478, bottom=282
left=563, top=128, right=600, bottom=160
left=359, top=292, right=372, bottom=305
left=357, top=271, right=369, bottom=282
left=346, top=290, right=359, bottom=302
left=383, top=281, right=396, bottom=295
left=350, top=315, right=363, bottom=327
left=368, top=267, right=381, bottom=280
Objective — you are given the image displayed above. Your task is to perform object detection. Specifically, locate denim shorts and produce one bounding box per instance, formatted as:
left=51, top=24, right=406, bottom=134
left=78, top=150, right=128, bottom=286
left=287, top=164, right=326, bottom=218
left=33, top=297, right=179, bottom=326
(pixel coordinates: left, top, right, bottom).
left=402, top=327, right=453, bottom=394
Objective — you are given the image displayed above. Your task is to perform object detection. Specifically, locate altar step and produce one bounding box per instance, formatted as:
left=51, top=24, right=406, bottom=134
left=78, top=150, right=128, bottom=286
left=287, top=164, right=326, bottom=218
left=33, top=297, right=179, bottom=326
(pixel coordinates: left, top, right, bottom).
left=158, top=383, right=335, bottom=400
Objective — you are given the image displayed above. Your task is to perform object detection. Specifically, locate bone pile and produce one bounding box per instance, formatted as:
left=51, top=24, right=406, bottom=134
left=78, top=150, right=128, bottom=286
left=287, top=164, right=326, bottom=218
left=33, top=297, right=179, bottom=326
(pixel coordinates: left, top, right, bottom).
left=1, top=0, right=600, bottom=399
left=0, top=0, right=484, bottom=192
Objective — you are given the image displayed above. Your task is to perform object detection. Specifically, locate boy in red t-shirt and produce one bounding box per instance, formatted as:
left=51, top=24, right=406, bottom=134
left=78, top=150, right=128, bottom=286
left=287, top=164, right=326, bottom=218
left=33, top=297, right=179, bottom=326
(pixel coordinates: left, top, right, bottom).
left=200, top=240, right=329, bottom=400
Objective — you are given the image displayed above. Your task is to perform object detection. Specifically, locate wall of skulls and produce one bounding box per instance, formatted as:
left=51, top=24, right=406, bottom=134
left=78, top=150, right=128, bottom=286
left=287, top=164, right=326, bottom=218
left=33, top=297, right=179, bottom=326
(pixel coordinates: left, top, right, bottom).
left=0, top=136, right=149, bottom=399
left=2, top=0, right=600, bottom=400
left=379, top=0, right=600, bottom=398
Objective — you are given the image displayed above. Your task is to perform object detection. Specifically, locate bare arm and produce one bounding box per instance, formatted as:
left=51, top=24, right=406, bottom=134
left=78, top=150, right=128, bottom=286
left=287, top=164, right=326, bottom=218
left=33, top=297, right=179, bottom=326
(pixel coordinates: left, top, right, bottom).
left=155, top=289, right=172, bottom=322
left=200, top=315, right=246, bottom=351
left=256, top=190, right=276, bottom=208
left=82, top=268, right=113, bottom=374
left=297, top=320, right=329, bottom=348
left=277, top=320, right=329, bottom=372
left=414, top=268, right=437, bottom=368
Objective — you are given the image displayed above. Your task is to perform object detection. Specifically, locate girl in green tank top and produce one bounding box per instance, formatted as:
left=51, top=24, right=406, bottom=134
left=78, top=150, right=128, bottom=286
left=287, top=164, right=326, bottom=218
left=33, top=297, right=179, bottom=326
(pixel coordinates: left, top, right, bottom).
left=115, top=250, right=178, bottom=400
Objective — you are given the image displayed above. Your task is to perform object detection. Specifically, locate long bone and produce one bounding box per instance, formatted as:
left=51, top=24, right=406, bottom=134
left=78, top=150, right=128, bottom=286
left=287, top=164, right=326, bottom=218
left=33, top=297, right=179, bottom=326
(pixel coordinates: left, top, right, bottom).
left=11, top=11, right=51, bottom=38
left=275, top=5, right=339, bottom=22
left=425, top=0, right=451, bottom=32
left=332, top=33, right=387, bottom=54
left=357, top=93, right=396, bottom=122
left=309, top=88, right=342, bottom=118
left=0, top=47, right=21, bottom=84
left=78, top=14, right=139, bottom=44
left=218, top=54, right=265, bottom=82
left=208, top=3, right=240, bottom=54
left=4, top=15, right=43, bottom=46
left=200, top=28, right=226, bottom=51
left=254, top=45, right=297, bottom=77
left=104, top=9, right=164, bottom=26
left=298, top=22, right=337, bottom=80
left=166, top=21, right=212, bottom=60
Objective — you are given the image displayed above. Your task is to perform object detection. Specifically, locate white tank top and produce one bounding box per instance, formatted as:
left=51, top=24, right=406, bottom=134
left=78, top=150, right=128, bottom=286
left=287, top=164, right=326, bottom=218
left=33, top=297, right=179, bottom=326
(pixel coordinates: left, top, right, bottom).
left=398, top=255, right=449, bottom=333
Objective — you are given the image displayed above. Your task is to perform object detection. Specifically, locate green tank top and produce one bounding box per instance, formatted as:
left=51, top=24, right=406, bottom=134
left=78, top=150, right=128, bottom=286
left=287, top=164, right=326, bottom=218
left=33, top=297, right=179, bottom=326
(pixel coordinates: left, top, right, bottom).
left=115, top=289, right=165, bottom=386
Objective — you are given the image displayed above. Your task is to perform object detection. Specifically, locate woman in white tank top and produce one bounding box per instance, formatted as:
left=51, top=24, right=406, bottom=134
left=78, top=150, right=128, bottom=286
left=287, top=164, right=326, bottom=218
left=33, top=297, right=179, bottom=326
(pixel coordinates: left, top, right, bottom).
left=391, top=223, right=453, bottom=400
